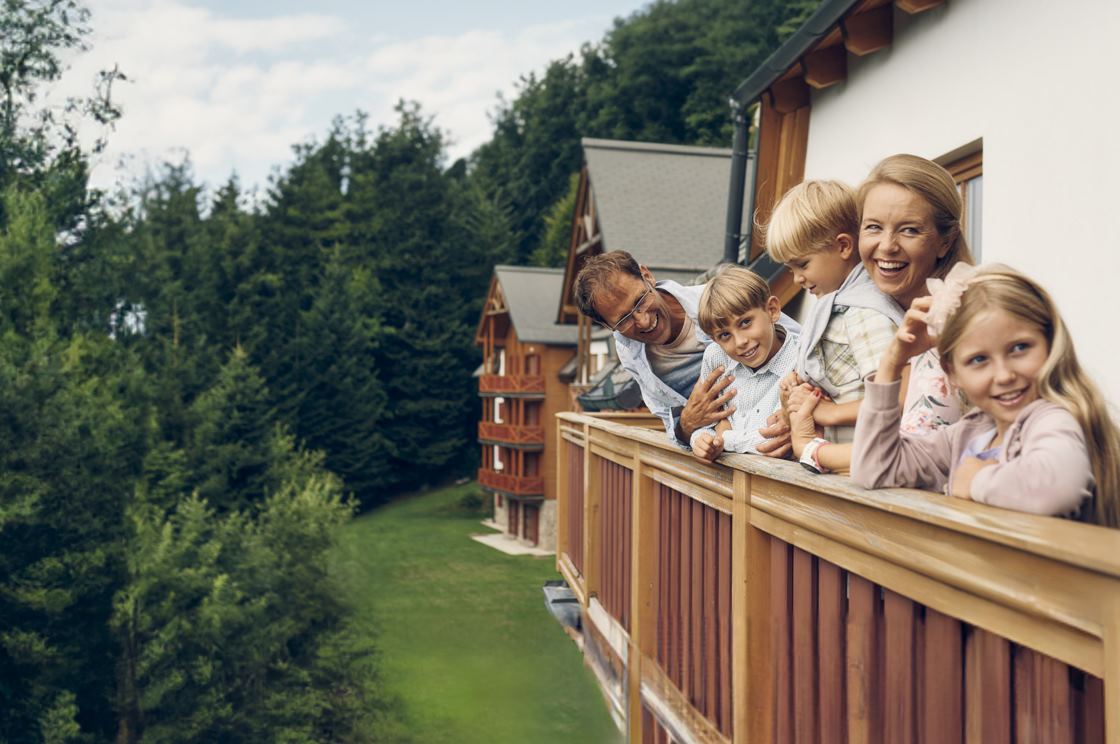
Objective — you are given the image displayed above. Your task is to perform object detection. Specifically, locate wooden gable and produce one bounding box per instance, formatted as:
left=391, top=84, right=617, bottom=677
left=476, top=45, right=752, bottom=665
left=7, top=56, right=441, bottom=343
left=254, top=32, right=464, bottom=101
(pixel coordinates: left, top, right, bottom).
left=742, top=0, right=945, bottom=306
left=474, top=273, right=511, bottom=348
left=556, top=165, right=600, bottom=326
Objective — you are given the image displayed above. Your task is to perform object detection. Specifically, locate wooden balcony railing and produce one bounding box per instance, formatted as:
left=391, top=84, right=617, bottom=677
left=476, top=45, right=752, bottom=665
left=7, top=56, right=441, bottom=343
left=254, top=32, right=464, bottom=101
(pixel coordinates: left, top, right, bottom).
left=477, top=467, right=544, bottom=497
left=477, top=421, right=545, bottom=447
left=556, top=411, right=1120, bottom=744
left=478, top=374, right=546, bottom=397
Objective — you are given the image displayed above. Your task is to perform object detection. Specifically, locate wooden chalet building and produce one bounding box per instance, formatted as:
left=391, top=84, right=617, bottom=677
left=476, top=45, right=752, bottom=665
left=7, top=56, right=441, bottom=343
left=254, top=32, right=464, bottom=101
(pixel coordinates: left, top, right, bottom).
left=550, top=0, right=1120, bottom=741
left=476, top=266, right=578, bottom=550
left=555, top=138, right=758, bottom=409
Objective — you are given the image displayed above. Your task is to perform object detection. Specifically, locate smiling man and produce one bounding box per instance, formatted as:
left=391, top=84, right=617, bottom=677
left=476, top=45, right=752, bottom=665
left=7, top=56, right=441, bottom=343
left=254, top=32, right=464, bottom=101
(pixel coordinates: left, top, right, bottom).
left=574, top=250, right=797, bottom=455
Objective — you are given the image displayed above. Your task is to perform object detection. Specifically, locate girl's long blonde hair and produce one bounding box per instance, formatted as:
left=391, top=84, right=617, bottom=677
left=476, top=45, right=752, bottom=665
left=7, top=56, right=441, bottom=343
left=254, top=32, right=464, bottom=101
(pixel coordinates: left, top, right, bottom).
left=937, top=265, right=1120, bottom=527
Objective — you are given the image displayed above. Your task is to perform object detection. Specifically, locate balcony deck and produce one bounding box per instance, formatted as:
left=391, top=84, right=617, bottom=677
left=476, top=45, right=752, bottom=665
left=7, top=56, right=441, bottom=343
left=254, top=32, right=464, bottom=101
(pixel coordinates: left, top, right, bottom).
left=477, top=421, right=545, bottom=449
left=555, top=411, right=1120, bottom=744
left=478, top=467, right=545, bottom=498
left=478, top=373, right=546, bottom=398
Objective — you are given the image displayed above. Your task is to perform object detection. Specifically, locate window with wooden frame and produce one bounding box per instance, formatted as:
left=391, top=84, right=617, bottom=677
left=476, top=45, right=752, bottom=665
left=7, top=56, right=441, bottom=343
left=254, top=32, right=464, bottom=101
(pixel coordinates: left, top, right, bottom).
left=944, top=149, right=983, bottom=260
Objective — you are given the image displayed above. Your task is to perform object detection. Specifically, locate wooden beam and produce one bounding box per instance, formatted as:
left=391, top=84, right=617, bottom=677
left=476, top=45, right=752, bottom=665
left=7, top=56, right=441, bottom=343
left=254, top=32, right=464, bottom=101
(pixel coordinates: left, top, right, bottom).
left=842, top=4, right=893, bottom=57
left=769, top=75, right=810, bottom=115
left=897, top=0, right=944, bottom=14
left=802, top=44, right=847, bottom=90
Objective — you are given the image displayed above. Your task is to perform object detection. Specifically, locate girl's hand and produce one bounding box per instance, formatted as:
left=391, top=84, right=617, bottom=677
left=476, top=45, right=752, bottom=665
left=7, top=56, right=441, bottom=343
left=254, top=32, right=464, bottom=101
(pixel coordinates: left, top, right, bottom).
left=692, top=432, right=725, bottom=463
left=950, top=456, right=996, bottom=499
left=880, top=296, right=936, bottom=381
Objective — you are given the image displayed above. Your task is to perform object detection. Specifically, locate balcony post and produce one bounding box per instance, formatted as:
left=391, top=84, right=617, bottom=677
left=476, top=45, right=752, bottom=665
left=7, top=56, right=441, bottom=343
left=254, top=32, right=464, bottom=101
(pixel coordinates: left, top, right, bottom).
left=629, top=445, right=659, bottom=741
left=556, top=415, right=569, bottom=577
left=1107, top=595, right=1120, bottom=744
left=584, top=423, right=601, bottom=601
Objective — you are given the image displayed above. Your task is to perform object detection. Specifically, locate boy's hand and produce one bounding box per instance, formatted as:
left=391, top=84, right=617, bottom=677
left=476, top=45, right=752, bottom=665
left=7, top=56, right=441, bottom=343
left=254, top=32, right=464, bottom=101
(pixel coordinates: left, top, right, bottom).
left=787, top=387, right=824, bottom=457
left=692, top=432, right=725, bottom=463
left=679, top=367, right=736, bottom=439
left=778, top=371, right=802, bottom=407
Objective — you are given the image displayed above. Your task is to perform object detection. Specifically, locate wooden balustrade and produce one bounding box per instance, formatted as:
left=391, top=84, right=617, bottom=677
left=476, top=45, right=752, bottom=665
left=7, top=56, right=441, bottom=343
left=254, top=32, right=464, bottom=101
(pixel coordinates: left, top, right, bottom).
left=476, top=467, right=544, bottom=496
left=477, top=421, right=545, bottom=447
left=556, top=411, right=1120, bottom=744
left=478, top=373, right=546, bottom=397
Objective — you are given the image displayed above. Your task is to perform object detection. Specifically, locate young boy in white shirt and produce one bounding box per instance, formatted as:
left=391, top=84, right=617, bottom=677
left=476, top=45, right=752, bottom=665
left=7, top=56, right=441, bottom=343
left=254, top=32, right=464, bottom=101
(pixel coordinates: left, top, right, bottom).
left=690, top=265, right=800, bottom=461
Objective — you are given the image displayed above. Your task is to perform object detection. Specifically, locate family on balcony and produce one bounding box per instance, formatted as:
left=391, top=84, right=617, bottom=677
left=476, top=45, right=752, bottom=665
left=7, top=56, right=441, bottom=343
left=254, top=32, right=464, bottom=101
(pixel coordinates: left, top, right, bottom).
left=574, top=154, right=1120, bottom=528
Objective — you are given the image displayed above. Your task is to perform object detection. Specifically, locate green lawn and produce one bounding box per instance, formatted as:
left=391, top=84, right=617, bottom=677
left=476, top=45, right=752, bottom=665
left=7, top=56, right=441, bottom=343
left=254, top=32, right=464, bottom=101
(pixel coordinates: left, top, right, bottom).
left=335, top=482, right=619, bottom=744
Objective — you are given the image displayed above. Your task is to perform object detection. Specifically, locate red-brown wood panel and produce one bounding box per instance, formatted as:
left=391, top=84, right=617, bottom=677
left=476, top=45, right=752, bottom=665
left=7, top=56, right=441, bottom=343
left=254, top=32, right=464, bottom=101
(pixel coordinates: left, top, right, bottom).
left=771, top=538, right=793, bottom=744
left=964, top=628, right=1011, bottom=744
left=658, top=485, right=670, bottom=672
left=598, top=459, right=632, bottom=630
left=1074, top=671, right=1105, bottom=744
left=846, top=574, right=881, bottom=744
left=883, top=589, right=916, bottom=744
left=793, top=547, right=818, bottom=743
left=1014, top=645, right=1075, bottom=744
left=676, top=488, right=685, bottom=699
left=567, top=443, right=584, bottom=575
left=718, top=511, right=733, bottom=737
left=690, top=499, right=704, bottom=710
left=703, top=506, right=718, bottom=723
left=918, top=607, right=962, bottom=744
left=817, top=560, right=845, bottom=744
left=666, top=488, right=680, bottom=682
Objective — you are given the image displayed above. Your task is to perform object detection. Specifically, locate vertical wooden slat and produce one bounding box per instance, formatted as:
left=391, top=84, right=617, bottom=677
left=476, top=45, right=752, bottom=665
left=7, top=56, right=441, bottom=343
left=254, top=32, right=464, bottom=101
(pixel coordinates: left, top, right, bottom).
left=965, top=628, right=1011, bottom=744
left=718, top=511, right=732, bottom=737
left=792, top=547, right=818, bottom=743
left=658, top=486, right=669, bottom=668
left=1014, top=646, right=1074, bottom=744
left=918, top=607, right=962, bottom=744
left=1074, top=672, right=1104, bottom=744
left=772, top=538, right=793, bottom=744
left=667, top=489, right=680, bottom=684
left=847, top=575, right=881, bottom=744
left=623, top=471, right=632, bottom=631
left=734, top=472, right=755, bottom=744
left=690, top=499, right=704, bottom=710
left=704, top=505, right=718, bottom=725
left=817, top=560, right=845, bottom=744
left=884, top=590, right=916, bottom=744
left=676, top=490, right=685, bottom=694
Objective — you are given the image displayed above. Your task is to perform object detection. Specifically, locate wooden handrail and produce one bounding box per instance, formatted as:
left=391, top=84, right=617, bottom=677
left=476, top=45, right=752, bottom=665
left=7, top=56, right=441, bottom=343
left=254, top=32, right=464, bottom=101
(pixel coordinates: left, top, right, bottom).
left=477, top=421, right=545, bottom=446
left=555, top=411, right=1120, bottom=744
left=477, top=467, right=544, bottom=496
left=478, top=373, right=546, bottom=396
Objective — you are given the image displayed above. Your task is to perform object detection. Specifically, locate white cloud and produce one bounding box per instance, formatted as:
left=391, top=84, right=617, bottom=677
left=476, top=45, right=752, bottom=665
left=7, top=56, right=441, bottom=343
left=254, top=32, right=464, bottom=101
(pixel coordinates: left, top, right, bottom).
left=49, top=1, right=613, bottom=192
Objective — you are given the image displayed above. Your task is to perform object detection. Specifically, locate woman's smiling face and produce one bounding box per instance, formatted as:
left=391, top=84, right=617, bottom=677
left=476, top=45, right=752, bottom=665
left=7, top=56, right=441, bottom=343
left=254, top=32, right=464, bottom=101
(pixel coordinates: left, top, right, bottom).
left=859, top=183, right=949, bottom=308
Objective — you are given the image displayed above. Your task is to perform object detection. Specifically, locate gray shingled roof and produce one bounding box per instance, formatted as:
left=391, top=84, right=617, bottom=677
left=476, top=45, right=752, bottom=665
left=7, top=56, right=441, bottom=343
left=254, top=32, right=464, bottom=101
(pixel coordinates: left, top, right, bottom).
left=583, top=138, right=753, bottom=283
left=495, top=266, right=579, bottom=346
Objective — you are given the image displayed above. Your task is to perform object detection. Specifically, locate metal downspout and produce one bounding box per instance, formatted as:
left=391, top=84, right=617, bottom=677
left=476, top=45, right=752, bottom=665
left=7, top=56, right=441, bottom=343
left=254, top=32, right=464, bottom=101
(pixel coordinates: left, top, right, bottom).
left=723, top=99, right=752, bottom=265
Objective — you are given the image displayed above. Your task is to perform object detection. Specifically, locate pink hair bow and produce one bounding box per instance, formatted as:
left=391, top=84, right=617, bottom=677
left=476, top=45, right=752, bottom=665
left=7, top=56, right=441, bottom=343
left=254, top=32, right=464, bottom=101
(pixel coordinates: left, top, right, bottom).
left=924, top=263, right=980, bottom=337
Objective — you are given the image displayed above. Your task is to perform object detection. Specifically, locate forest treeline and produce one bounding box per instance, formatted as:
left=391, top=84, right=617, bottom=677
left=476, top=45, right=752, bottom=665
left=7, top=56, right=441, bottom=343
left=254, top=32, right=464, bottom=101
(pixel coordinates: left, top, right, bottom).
left=0, top=0, right=817, bottom=740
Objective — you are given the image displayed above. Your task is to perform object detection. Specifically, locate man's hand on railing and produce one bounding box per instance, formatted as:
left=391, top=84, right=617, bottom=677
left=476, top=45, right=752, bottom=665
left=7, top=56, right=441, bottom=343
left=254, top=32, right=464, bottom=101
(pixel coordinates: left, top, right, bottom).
left=677, top=367, right=736, bottom=442
left=754, top=410, right=792, bottom=459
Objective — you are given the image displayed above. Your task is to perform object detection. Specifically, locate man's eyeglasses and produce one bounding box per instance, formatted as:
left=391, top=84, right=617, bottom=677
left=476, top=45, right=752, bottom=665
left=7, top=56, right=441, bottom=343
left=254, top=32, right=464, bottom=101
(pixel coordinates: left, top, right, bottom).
left=607, top=283, right=656, bottom=333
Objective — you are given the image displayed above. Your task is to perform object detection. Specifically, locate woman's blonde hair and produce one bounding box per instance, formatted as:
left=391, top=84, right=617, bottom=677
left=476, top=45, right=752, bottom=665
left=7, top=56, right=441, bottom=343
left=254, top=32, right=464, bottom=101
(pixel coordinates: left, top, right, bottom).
left=697, top=264, right=771, bottom=336
left=857, top=154, right=975, bottom=279
left=937, top=265, right=1120, bottom=527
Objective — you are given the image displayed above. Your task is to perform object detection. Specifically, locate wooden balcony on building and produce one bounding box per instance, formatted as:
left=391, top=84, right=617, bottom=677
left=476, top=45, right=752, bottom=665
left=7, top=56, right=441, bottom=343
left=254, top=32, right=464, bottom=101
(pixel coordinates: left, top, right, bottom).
left=477, top=421, right=545, bottom=448
left=477, top=467, right=545, bottom=497
left=478, top=373, right=546, bottom=398
left=555, top=411, right=1119, bottom=744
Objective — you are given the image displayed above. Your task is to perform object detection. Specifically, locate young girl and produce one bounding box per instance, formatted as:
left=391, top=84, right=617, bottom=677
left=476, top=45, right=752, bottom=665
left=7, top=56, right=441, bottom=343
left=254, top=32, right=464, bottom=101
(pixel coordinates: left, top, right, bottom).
left=833, top=263, right=1119, bottom=527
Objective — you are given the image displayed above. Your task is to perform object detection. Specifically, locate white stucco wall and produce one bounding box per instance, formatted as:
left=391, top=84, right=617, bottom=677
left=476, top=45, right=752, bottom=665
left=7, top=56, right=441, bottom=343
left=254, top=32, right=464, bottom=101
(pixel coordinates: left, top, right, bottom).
left=802, top=0, right=1120, bottom=404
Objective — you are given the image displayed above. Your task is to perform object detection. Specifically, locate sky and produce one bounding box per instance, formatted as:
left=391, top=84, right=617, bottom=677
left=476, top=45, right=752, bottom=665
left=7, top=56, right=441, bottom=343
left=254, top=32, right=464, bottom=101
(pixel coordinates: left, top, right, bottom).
left=55, top=0, right=651, bottom=195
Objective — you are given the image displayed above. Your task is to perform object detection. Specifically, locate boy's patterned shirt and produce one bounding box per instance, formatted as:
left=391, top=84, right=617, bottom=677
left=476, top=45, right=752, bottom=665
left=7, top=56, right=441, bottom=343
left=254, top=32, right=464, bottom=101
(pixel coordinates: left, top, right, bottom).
left=689, top=329, right=800, bottom=454
left=813, top=306, right=898, bottom=405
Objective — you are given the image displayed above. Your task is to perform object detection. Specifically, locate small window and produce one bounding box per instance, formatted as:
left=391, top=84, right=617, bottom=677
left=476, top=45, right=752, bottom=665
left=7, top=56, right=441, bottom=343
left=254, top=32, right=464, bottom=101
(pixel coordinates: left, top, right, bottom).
left=944, top=150, right=983, bottom=261
left=525, top=354, right=541, bottom=375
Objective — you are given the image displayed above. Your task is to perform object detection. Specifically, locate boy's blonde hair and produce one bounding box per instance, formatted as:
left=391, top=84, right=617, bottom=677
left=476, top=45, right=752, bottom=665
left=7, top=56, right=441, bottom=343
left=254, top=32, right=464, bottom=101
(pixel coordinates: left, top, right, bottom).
left=697, top=264, right=772, bottom=336
left=764, top=180, right=859, bottom=263
left=937, top=265, right=1120, bottom=528
left=857, top=154, right=975, bottom=279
